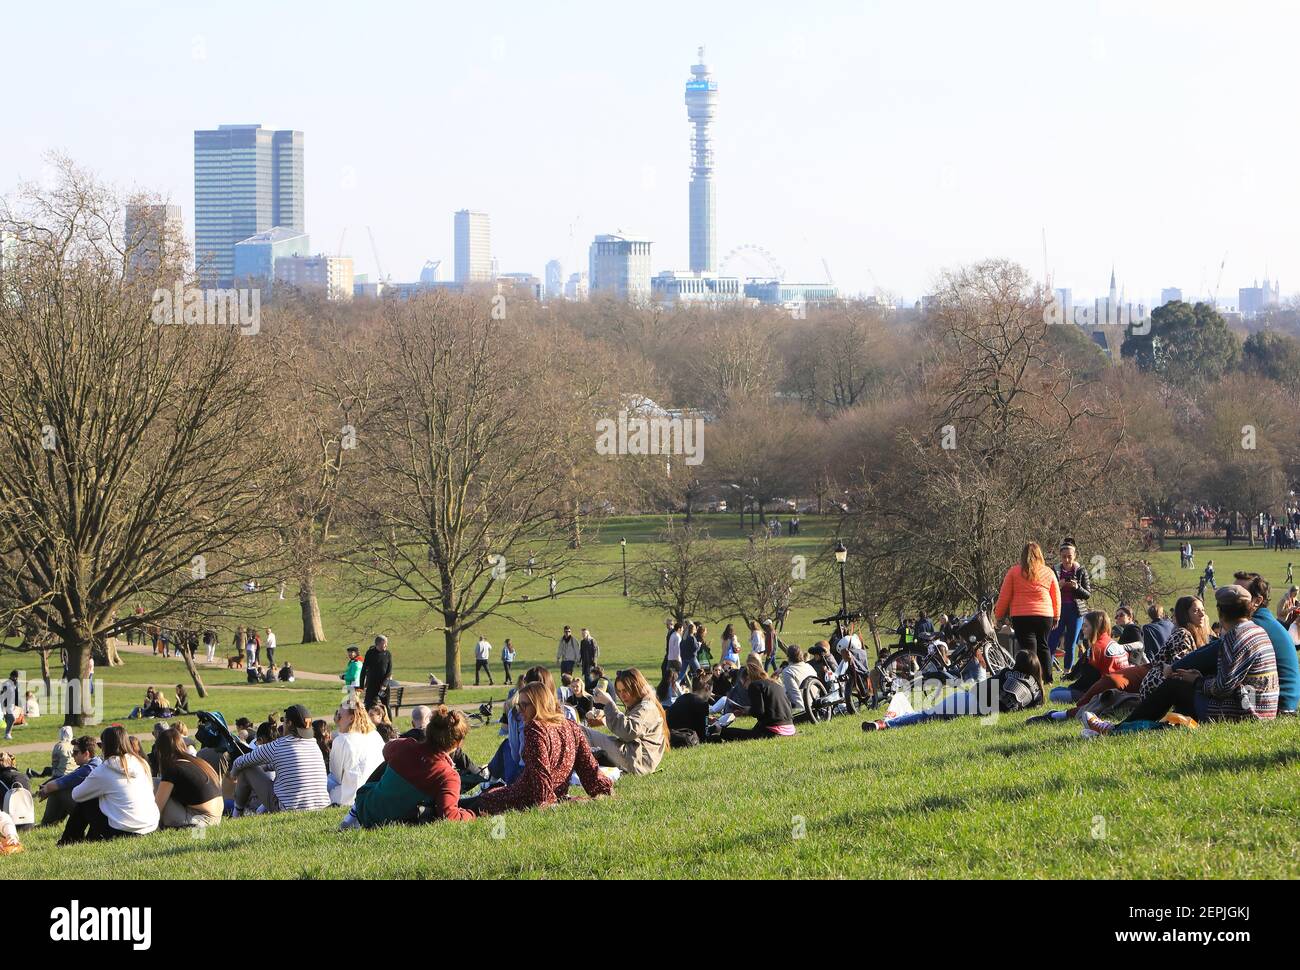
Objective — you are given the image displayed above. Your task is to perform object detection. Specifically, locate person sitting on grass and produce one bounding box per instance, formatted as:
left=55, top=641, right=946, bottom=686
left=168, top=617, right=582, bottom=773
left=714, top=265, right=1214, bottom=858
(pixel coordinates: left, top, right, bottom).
left=667, top=672, right=713, bottom=746
left=583, top=668, right=666, bottom=776
left=1234, top=572, right=1300, bottom=714
left=312, top=719, right=332, bottom=770
left=778, top=645, right=818, bottom=717
left=717, top=655, right=796, bottom=742
left=230, top=704, right=331, bottom=816
left=1083, top=584, right=1279, bottom=734
left=1033, top=596, right=1210, bottom=725
left=36, top=736, right=99, bottom=826
left=863, top=650, right=1044, bottom=731
left=486, top=666, right=577, bottom=785
left=28, top=726, right=75, bottom=781
left=342, top=706, right=477, bottom=830
left=329, top=693, right=387, bottom=808
left=397, top=705, right=488, bottom=791
left=60, top=726, right=159, bottom=844
left=468, top=682, right=612, bottom=816
left=656, top=661, right=686, bottom=706
left=154, top=726, right=223, bottom=829
left=1048, top=611, right=1129, bottom=705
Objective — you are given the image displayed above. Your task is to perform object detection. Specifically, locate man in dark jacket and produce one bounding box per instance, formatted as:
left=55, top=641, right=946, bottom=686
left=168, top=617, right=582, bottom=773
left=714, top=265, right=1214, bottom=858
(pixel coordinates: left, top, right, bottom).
left=360, top=635, right=393, bottom=712
left=36, top=737, right=99, bottom=826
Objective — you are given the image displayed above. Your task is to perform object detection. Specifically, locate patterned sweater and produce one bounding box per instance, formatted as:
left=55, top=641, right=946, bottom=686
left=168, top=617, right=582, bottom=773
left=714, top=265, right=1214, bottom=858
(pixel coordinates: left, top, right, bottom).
left=478, top=719, right=611, bottom=814
left=1200, top=620, right=1279, bottom=720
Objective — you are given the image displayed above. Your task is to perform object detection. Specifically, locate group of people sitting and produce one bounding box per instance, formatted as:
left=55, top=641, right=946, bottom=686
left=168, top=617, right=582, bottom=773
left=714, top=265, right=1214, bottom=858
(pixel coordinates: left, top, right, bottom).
left=126, top=684, right=190, bottom=719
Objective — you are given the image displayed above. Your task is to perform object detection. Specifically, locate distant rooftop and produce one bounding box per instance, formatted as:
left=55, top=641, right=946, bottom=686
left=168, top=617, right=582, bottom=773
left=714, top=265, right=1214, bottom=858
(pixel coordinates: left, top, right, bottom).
left=235, top=226, right=308, bottom=246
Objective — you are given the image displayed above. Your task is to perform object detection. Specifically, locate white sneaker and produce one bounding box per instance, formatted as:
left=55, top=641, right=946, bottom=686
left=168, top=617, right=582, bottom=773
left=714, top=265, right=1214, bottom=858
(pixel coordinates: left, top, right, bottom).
left=338, top=809, right=361, bottom=832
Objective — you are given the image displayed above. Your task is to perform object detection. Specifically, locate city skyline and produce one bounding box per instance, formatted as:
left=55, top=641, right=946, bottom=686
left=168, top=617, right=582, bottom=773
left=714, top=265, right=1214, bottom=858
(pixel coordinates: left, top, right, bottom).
left=3, top=0, right=1297, bottom=303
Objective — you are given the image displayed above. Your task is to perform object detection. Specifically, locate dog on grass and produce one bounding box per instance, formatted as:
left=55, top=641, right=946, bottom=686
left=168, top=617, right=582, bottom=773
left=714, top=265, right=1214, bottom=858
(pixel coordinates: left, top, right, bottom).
left=228, top=654, right=245, bottom=670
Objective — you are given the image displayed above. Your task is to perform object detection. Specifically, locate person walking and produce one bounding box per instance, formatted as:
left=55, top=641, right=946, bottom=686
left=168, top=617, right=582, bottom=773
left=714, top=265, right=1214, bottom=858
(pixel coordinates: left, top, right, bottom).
left=994, top=542, right=1061, bottom=684
left=359, top=636, right=393, bottom=712
left=1198, top=560, right=1216, bottom=599
left=341, top=646, right=362, bottom=690
left=1, top=671, right=19, bottom=741
left=474, top=635, right=494, bottom=686
left=556, top=626, right=580, bottom=676
left=579, top=628, right=600, bottom=683
left=501, top=639, right=516, bottom=684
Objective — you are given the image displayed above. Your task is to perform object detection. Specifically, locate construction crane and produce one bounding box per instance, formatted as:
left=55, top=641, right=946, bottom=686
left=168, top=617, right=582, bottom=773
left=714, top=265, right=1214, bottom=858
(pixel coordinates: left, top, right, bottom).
left=366, top=226, right=388, bottom=283
left=336, top=228, right=347, bottom=259
left=1211, top=251, right=1227, bottom=307
left=821, top=257, right=835, bottom=287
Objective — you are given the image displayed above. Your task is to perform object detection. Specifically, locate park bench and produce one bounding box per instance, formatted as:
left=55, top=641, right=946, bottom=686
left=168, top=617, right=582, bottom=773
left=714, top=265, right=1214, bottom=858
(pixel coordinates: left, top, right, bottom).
left=383, top=681, right=447, bottom=718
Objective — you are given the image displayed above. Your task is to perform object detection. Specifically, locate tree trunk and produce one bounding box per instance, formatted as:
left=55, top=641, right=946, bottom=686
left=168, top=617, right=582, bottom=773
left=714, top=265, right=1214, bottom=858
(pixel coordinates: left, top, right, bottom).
left=175, top=641, right=209, bottom=698
left=62, top=638, right=94, bottom=727
left=444, top=627, right=463, bottom=690
left=299, top=573, right=326, bottom=643
left=38, top=648, right=50, bottom=696
left=93, top=635, right=124, bottom=667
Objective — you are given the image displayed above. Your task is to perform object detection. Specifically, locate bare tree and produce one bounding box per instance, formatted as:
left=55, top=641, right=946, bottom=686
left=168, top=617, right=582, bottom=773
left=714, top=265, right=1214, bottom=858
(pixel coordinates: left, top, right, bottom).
left=845, top=260, right=1143, bottom=617
left=626, top=523, right=723, bottom=624
left=0, top=159, right=285, bottom=723
left=344, top=293, right=611, bottom=688
left=265, top=298, right=381, bottom=642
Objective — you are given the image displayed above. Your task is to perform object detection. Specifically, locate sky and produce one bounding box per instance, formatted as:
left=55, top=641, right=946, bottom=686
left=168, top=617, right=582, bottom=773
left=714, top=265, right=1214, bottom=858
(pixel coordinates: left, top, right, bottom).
left=5, top=0, right=1297, bottom=304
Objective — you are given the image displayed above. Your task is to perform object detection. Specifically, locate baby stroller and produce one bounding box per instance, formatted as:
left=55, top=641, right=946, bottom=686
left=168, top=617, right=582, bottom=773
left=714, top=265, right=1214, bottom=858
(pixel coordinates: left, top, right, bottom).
left=194, top=710, right=252, bottom=760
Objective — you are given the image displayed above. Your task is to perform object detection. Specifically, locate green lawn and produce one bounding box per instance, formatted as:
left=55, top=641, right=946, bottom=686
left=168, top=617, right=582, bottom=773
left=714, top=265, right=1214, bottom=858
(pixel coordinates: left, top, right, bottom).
left=3, top=521, right=1299, bottom=878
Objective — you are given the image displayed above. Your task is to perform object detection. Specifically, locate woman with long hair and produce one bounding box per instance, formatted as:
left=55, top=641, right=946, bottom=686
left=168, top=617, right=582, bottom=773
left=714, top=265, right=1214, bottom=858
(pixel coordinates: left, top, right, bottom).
left=1046, top=538, right=1091, bottom=672
left=1046, top=610, right=1131, bottom=705
left=583, top=668, right=666, bottom=776
left=473, top=681, right=612, bottom=815
left=154, top=725, right=223, bottom=828
left=329, top=692, right=387, bottom=807
left=994, top=542, right=1061, bottom=683
left=487, top=665, right=578, bottom=785
left=60, top=725, right=159, bottom=844
left=718, top=654, right=796, bottom=742
left=721, top=624, right=740, bottom=666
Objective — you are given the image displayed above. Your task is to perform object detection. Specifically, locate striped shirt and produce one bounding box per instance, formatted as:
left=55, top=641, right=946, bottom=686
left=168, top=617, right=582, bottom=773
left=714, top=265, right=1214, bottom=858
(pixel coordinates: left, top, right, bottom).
left=1201, top=619, right=1279, bottom=721
left=231, top=734, right=331, bottom=811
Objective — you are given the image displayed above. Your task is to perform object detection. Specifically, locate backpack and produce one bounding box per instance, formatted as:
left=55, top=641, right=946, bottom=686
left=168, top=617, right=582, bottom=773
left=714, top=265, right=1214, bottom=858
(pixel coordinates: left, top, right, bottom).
left=0, top=778, right=34, bottom=831
left=669, top=728, right=700, bottom=749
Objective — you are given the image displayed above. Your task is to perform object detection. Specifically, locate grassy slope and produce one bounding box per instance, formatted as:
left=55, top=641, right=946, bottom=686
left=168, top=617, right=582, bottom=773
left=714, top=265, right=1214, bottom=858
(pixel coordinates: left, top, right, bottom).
left=3, top=522, right=1299, bottom=878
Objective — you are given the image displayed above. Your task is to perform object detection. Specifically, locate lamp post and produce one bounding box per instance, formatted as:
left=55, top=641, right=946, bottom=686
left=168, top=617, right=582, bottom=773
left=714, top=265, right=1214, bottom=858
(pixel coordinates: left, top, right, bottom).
left=834, top=540, right=848, bottom=617
left=620, top=537, right=628, bottom=597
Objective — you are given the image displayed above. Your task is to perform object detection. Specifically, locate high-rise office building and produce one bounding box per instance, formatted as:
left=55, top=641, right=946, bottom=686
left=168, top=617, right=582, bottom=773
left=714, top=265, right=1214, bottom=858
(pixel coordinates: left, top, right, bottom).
left=545, top=259, right=564, bottom=300
left=194, top=124, right=304, bottom=285
left=684, top=47, right=718, bottom=275
left=454, top=210, right=492, bottom=284
left=124, top=204, right=185, bottom=276
left=589, top=232, right=653, bottom=301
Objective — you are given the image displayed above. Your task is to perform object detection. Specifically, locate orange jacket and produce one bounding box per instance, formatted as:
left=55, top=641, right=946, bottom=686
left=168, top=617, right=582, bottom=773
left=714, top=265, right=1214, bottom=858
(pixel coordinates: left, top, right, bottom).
left=994, top=564, right=1060, bottom=621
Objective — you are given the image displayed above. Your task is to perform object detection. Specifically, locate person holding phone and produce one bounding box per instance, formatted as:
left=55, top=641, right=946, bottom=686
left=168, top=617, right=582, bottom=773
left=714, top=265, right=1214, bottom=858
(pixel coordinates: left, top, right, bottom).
left=1047, top=538, right=1090, bottom=674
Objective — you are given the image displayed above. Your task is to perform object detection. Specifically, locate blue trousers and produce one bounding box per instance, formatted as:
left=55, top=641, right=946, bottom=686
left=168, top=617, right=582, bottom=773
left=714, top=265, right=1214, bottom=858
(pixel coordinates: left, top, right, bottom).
left=1047, top=601, right=1084, bottom=671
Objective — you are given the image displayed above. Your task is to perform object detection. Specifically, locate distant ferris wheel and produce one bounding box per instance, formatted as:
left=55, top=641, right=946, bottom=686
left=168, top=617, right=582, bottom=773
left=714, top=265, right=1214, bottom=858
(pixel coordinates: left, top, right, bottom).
left=719, top=243, right=785, bottom=281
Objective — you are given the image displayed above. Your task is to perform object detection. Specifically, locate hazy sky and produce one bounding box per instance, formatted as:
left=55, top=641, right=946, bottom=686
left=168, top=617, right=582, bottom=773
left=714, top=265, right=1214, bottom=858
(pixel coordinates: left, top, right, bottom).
left=5, top=0, right=1296, bottom=303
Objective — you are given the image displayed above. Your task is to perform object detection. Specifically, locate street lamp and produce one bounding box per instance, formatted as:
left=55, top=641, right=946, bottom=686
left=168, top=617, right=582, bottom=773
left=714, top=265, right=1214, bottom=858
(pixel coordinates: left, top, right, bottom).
left=620, top=537, right=628, bottom=597
left=834, top=540, right=848, bottom=617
